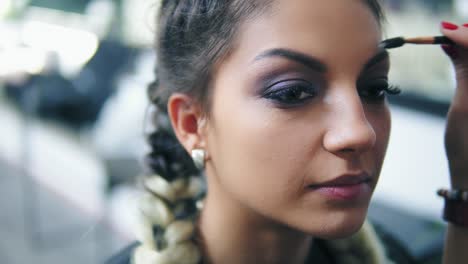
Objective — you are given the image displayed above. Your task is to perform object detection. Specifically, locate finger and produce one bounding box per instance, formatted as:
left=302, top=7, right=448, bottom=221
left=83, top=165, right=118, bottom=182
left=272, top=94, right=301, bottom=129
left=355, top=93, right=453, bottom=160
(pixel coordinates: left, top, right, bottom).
left=440, top=21, right=468, bottom=48
left=440, top=22, right=468, bottom=111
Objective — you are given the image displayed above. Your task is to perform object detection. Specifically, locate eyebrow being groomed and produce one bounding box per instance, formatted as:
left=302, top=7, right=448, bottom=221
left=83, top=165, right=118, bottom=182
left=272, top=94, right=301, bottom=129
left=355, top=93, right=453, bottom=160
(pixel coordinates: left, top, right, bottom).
left=363, top=49, right=389, bottom=70
left=253, top=48, right=327, bottom=73
left=253, top=48, right=389, bottom=73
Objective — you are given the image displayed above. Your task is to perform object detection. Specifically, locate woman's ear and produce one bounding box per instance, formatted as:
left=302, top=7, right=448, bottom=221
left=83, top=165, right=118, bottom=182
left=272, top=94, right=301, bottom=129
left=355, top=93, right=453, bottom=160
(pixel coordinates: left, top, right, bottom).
left=167, top=93, right=206, bottom=153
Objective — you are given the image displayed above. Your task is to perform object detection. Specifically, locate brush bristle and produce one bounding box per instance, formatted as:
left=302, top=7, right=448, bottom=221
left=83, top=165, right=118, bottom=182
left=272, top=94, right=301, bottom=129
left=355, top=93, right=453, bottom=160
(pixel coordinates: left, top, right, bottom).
left=379, top=37, right=405, bottom=49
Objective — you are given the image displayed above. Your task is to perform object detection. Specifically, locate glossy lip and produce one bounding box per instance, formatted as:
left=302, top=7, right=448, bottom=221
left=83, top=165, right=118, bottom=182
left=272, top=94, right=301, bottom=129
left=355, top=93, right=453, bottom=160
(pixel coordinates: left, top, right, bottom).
left=308, top=172, right=372, bottom=188
left=307, top=172, right=373, bottom=201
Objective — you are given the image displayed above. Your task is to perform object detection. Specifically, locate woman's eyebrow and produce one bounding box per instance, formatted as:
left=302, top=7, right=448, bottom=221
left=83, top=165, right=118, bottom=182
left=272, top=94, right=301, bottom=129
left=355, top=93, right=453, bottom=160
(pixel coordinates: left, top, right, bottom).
left=253, top=48, right=327, bottom=73
left=363, top=50, right=389, bottom=70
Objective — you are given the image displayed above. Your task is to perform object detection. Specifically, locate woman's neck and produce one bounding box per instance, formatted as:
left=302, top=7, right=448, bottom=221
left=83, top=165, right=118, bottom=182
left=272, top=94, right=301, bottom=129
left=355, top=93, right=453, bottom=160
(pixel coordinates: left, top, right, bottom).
left=197, top=184, right=313, bottom=264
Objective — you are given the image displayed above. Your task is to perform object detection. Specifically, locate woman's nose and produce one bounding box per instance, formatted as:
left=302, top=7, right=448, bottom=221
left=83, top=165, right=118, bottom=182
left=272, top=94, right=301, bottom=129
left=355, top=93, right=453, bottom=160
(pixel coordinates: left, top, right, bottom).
left=322, top=98, right=377, bottom=155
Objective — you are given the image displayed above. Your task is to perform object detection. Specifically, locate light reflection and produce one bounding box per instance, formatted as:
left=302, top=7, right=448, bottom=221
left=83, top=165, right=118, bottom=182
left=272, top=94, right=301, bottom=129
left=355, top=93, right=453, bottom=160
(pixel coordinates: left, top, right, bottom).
left=0, top=47, right=46, bottom=76
left=21, top=21, right=99, bottom=76
left=0, top=0, right=12, bottom=19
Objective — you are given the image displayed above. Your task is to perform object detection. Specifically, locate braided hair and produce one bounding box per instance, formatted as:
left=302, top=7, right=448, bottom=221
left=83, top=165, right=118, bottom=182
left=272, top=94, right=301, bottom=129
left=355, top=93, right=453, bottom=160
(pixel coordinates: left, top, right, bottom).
left=134, top=1, right=385, bottom=263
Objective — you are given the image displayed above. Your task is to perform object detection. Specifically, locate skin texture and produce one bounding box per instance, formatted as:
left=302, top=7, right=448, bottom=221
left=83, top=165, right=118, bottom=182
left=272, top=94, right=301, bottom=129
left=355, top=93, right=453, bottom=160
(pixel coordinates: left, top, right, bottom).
left=168, top=0, right=391, bottom=263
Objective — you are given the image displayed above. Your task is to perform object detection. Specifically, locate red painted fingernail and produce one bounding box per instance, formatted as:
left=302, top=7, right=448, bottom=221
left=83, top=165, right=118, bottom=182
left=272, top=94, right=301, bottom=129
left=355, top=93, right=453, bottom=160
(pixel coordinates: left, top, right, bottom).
left=463, top=23, right=468, bottom=28
left=442, top=21, right=459, bottom=30
left=442, top=44, right=458, bottom=59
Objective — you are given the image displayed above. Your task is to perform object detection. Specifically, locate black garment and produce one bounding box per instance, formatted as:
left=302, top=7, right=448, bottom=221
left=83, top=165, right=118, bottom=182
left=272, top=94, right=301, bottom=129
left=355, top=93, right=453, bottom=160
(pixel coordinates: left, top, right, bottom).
left=105, top=223, right=418, bottom=264
left=105, top=242, right=138, bottom=264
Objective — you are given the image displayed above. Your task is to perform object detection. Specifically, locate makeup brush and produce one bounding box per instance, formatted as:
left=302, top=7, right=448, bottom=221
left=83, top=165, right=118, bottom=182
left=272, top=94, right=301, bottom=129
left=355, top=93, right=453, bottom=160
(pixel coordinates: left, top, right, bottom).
left=380, top=36, right=454, bottom=49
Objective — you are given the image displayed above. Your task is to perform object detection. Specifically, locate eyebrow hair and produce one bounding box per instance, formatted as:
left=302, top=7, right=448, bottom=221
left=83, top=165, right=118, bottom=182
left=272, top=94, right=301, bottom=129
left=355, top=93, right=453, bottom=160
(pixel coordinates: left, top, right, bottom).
left=253, top=48, right=389, bottom=73
left=363, top=49, right=389, bottom=70
left=253, top=48, right=327, bottom=72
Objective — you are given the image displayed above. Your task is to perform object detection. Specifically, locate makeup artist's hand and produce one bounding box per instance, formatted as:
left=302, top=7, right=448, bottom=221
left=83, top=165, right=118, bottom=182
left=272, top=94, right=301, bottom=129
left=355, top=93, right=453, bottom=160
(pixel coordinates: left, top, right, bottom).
left=440, top=21, right=468, bottom=189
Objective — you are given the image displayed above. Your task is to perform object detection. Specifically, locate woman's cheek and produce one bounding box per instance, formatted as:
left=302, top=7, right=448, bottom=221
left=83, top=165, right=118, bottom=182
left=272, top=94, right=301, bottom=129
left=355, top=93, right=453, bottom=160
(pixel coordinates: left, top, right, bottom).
left=215, top=103, right=321, bottom=207
left=365, top=104, right=391, bottom=172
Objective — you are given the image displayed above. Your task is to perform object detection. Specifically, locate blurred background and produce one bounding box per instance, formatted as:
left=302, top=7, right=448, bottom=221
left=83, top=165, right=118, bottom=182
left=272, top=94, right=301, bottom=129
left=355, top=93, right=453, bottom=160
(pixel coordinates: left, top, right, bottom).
left=0, top=0, right=465, bottom=263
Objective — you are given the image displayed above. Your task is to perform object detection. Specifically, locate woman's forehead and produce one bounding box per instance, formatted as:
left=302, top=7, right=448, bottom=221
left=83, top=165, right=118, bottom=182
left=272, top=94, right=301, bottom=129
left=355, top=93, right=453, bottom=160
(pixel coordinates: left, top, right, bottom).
left=223, top=0, right=382, bottom=77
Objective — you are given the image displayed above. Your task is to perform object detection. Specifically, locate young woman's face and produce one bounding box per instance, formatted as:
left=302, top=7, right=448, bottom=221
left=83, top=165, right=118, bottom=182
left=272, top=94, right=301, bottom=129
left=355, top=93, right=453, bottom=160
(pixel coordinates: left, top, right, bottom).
left=203, top=0, right=391, bottom=239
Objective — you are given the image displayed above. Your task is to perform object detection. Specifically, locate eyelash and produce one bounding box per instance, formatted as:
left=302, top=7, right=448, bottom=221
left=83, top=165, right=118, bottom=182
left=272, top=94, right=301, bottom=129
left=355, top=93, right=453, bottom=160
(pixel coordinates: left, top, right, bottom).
left=263, top=79, right=318, bottom=107
left=263, top=78, right=401, bottom=107
left=358, top=79, right=401, bottom=103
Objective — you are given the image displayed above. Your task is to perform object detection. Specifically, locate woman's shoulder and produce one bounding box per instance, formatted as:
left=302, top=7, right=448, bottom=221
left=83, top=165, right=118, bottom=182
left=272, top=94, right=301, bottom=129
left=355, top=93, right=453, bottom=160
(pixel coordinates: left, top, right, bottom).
left=372, top=222, right=418, bottom=264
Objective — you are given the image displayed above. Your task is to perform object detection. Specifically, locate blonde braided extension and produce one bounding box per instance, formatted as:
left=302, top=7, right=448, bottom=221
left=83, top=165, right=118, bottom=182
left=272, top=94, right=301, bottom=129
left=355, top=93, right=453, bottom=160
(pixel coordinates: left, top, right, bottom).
left=133, top=173, right=205, bottom=264
left=133, top=88, right=206, bottom=264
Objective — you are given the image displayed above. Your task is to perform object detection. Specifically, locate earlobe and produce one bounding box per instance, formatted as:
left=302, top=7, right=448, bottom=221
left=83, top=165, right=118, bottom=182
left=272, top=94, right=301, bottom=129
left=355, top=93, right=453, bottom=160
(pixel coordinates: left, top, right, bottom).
left=167, top=93, right=205, bottom=152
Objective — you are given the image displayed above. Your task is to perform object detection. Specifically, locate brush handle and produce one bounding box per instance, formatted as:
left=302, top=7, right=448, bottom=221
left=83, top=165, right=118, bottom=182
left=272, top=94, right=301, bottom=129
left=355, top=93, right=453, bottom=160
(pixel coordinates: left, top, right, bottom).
left=434, top=36, right=454, bottom=45
left=380, top=36, right=455, bottom=50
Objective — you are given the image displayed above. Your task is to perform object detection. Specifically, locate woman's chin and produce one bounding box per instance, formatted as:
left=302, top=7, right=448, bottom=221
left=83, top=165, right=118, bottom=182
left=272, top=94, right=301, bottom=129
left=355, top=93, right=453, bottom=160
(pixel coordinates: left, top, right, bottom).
left=316, top=222, right=364, bottom=240
left=297, top=209, right=368, bottom=240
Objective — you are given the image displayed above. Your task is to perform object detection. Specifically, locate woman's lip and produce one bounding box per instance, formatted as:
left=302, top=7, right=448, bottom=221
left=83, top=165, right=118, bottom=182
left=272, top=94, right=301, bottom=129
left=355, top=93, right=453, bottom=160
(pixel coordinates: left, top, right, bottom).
left=306, top=173, right=373, bottom=200
left=309, top=182, right=372, bottom=200
left=308, top=173, right=371, bottom=188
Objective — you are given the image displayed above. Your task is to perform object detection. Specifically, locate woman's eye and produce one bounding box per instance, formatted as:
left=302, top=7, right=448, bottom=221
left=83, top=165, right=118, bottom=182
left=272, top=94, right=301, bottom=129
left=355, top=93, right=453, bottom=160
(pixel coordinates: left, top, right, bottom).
left=263, top=80, right=318, bottom=106
left=359, top=78, right=401, bottom=102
